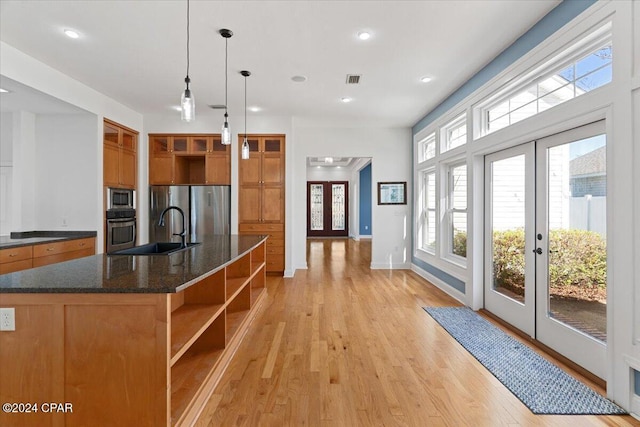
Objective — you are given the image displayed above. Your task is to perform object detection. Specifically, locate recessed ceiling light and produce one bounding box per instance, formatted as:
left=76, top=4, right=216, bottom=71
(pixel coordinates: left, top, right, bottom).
left=291, top=75, right=307, bottom=83
left=341, top=97, right=352, bottom=103
left=0, top=88, right=9, bottom=93
left=420, top=76, right=433, bottom=83
left=64, top=29, right=80, bottom=39
left=249, top=106, right=261, bottom=112
left=357, top=31, right=371, bottom=40
left=325, top=157, right=334, bottom=163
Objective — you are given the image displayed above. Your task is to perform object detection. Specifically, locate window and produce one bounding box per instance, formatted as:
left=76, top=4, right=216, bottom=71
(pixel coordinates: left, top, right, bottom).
left=418, top=132, right=436, bottom=162
left=420, top=170, right=437, bottom=253
left=447, top=162, right=467, bottom=259
left=483, top=40, right=612, bottom=134
left=441, top=114, right=467, bottom=152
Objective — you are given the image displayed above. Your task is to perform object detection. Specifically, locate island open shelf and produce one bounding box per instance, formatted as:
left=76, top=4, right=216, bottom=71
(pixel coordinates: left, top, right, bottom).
left=0, top=235, right=268, bottom=427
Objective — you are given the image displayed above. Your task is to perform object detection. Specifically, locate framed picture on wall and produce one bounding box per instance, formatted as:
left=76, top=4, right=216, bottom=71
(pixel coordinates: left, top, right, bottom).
left=377, top=182, right=406, bottom=205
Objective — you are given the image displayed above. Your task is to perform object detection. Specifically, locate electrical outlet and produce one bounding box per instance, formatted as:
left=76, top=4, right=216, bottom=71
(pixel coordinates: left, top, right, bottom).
left=0, top=308, right=15, bottom=331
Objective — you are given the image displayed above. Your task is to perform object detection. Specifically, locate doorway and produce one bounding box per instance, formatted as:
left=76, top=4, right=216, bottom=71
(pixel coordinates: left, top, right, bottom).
left=307, top=181, right=349, bottom=237
left=484, top=121, right=607, bottom=378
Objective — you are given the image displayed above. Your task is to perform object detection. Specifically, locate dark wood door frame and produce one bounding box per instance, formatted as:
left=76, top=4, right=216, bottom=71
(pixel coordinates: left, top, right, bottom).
left=307, top=181, right=349, bottom=237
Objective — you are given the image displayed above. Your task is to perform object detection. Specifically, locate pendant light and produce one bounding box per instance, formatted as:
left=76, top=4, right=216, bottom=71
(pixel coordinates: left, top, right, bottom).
left=240, top=70, right=251, bottom=160
left=220, top=29, right=233, bottom=145
left=180, top=0, right=194, bottom=122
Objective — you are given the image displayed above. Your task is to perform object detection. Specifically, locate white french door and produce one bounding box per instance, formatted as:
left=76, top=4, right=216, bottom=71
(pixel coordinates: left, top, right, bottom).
left=485, top=121, right=607, bottom=378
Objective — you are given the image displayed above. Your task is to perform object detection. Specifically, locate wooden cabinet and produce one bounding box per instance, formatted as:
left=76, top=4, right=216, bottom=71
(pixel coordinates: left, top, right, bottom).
left=238, top=135, right=285, bottom=273
left=149, top=134, right=230, bottom=185
left=104, top=119, right=137, bottom=189
left=0, top=246, right=33, bottom=274
left=0, top=240, right=266, bottom=427
left=0, top=237, right=96, bottom=274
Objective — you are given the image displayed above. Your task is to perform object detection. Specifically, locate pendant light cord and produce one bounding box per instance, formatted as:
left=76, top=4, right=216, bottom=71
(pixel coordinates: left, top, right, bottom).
left=224, top=37, right=228, bottom=114
left=186, top=0, right=190, bottom=78
left=244, top=75, right=247, bottom=139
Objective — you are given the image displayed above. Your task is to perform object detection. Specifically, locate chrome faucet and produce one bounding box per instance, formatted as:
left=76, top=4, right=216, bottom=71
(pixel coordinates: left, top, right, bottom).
left=158, top=206, right=186, bottom=248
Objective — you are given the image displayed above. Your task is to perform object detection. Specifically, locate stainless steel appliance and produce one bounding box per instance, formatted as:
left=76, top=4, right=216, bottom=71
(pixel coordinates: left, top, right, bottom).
left=149, top=185, right=230, bottom=244
left=107, top=187, right=136, bottom=210
left=106, top=208, right=136, bottom=253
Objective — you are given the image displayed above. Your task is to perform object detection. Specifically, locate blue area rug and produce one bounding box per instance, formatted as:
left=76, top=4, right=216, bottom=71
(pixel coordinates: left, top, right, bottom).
left=423, top=306, right=627, bottom=415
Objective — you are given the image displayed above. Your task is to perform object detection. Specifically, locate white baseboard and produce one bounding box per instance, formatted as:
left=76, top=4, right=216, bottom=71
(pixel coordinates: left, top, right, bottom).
left=411, top=263, right=466, bottom=305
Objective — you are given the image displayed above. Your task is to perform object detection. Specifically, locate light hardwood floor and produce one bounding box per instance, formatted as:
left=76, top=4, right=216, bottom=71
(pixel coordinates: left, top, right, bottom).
left=195, top=239, right=639, bottom=426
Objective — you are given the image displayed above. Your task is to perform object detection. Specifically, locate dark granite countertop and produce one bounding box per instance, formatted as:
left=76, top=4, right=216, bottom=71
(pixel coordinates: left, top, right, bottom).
left=0, top=235, right=267, bottom=294
left=0, top=231, right=97, bottom=249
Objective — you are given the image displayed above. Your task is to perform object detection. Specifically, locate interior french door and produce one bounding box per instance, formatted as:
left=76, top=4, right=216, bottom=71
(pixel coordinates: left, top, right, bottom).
left=307, top=181, right=348, bottom=237
left=484, top=121, right=607, bottom=378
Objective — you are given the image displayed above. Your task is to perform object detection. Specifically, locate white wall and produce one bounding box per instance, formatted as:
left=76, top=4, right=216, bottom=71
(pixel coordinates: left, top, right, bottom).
left=34, top=115, right=97, bottom=230
left=306, top=167, right=351, bottom=181
left=0, top=113, right=12, bottom=165
left=293, top=126, right=411, bottom=271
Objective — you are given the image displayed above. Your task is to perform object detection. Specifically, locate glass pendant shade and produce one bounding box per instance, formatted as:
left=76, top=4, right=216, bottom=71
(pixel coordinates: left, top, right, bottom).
left=241, top=138, right=250, bottom=159
left=181, top=87, right=195, bottom=122
left=221, top=114, right=231, bottom=145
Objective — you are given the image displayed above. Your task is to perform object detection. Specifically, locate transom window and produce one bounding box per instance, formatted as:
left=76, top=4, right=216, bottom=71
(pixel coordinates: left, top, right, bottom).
left=418, top=133, right=436, bottom=163
left=483, top=40, right=612, bottom=135
left=441, top=114, right=467, bottom=152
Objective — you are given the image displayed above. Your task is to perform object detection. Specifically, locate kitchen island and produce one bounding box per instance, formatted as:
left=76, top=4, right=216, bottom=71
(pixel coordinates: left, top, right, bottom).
left=0, top=235, right=268, bottom=427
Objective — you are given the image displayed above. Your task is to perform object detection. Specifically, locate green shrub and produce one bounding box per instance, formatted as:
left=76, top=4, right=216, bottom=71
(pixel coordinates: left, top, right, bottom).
left=453, top=230, right=467, bottom=258
left=492, top=228, right=526, bottom=295
left=491, top=228, right=606, bottom=295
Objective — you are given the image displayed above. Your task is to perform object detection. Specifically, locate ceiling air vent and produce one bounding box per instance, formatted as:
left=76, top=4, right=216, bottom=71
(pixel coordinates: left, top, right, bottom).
left=346, top=74, right=361, bottom=84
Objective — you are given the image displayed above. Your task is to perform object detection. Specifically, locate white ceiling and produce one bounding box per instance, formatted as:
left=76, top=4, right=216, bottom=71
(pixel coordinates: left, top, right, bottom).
left=0, top=0, right=560, bottom=127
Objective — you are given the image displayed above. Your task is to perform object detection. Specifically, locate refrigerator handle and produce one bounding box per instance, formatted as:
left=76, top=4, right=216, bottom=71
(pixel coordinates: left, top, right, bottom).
left=208, top=191, right=213, bottom=207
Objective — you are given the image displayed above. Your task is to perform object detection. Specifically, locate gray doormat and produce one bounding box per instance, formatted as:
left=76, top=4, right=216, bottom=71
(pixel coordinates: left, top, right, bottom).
left=423, top=306, right=627, bottom=415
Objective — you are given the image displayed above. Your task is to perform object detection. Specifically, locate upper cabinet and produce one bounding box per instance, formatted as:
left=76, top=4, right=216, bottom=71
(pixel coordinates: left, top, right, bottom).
left=149, top=134, right=230, bottom=185
left=104, top=119, right=138, bottom=189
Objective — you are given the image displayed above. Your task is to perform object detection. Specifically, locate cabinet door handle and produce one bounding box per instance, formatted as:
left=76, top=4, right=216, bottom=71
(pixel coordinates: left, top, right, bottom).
left=8, top=253, right=17, bottom=257
left=47, top=248, right=54, bottom=252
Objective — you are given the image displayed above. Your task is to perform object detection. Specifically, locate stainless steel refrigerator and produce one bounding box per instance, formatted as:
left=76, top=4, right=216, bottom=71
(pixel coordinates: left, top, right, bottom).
left=149, top=185, right=230, bottom=244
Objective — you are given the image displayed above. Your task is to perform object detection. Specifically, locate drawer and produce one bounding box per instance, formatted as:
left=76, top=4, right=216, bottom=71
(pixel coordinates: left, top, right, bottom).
left=33, top=248, right=95, bottom=268
left=239, top=223, right=284, bottom=232
left=33, top=240, right=66, bottom=258
left=0, top=245, right=33, bottom=264
left=63, top=238, right=95, bottom=253
left=266, top=246, right=284, bottom=255
left=0, top=259, right=33, bottom=274
left=266, top=238, right=283, bottom=247
left=266, top=256, right=284, bottom=272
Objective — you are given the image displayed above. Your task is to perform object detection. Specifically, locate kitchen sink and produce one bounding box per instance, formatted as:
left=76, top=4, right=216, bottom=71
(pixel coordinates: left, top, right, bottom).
left=110, top=242, right=201, bottom=256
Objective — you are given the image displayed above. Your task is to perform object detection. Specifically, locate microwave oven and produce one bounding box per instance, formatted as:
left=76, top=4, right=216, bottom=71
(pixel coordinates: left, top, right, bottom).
left=107, top=188, right=135, bottom=210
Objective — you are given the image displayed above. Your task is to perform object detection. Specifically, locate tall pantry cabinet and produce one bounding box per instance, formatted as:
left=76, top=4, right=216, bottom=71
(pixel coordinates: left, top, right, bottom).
left=238, top=135, right=285, bottom=274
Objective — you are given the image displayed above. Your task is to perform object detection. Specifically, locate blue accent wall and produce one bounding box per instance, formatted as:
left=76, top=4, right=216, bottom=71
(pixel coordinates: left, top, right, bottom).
left=411, top=0, right=597, bottom=294
left=413, top=257, right=466, bottom=294
left=359, top=164, right=372, bottom=235
left=635, top=369, right=640, bottom=395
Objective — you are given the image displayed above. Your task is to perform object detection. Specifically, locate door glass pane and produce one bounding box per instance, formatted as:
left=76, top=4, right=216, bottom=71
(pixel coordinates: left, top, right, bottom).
left=332, top=184, right=345, bottom=231
left=491, top=155, right=526, bottom=303
left=310, top=184, right=324, bottom=231
left=546, top=135, right=606, bottom=342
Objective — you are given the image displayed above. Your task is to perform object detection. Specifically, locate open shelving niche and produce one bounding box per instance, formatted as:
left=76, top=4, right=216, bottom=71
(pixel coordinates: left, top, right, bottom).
left=169, top=240, right=267, bottom=426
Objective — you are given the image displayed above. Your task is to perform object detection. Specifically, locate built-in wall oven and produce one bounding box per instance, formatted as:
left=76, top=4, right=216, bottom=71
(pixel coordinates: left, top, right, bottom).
left=106, top=188, right=136, bottom=253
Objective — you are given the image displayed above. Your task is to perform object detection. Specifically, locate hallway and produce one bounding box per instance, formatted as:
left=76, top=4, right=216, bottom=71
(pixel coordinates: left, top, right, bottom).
left=195, top=239, right=637, bottom=426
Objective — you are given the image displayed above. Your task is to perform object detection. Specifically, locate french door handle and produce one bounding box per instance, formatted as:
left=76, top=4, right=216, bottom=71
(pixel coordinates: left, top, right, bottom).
left=533, top=248, right=543, bottom=254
